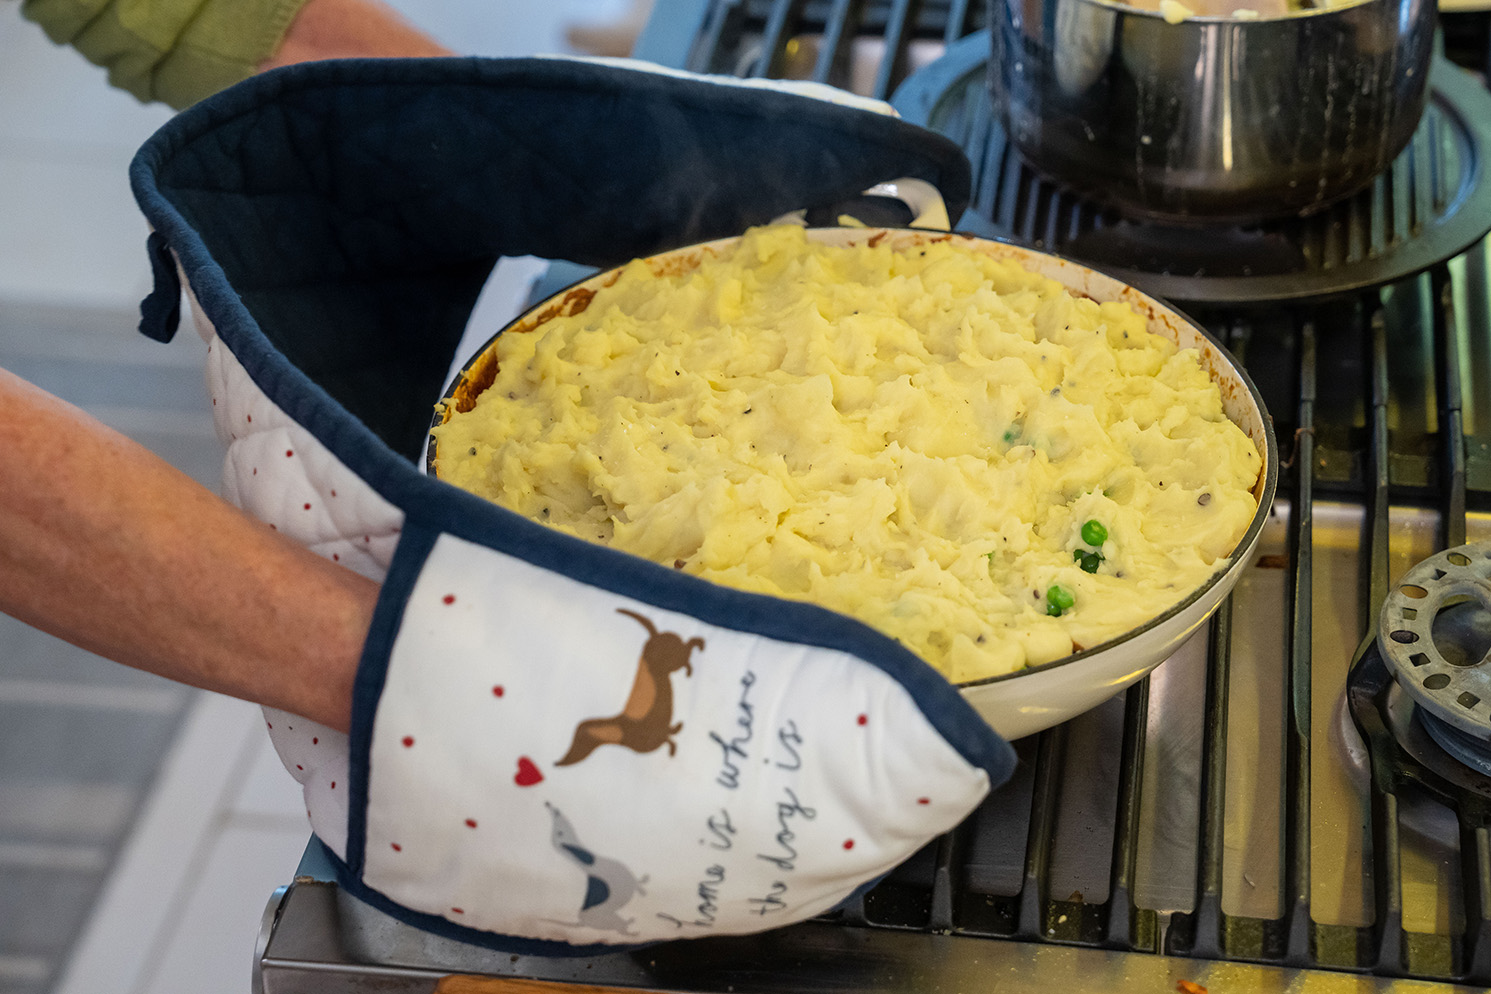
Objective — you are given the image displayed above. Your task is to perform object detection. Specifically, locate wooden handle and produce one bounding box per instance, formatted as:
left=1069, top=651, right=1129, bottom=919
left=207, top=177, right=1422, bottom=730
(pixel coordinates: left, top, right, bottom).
left=435, top=977, right=664, bottom=994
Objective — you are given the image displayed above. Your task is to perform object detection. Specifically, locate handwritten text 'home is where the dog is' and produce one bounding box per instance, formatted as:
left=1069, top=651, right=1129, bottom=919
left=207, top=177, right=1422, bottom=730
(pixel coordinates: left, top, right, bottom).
left=655, top=668, right=817, bottom=931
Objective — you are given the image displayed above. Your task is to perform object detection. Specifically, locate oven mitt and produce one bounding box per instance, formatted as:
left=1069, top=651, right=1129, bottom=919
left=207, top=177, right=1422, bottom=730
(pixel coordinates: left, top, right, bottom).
left=129, top=56, right=1014, bottom=954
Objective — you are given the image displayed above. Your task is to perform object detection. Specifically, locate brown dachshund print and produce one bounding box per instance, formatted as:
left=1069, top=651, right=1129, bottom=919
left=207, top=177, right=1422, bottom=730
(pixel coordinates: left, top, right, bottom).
left=555, top=608, right=703, bottom=766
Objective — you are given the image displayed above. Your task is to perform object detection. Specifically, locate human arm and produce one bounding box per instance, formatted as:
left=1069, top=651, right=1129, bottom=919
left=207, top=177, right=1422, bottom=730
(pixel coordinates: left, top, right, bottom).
left=258, top=0, right=449, bottom=72
left=0, top=366, right=376, bottom=732
left=19, top=0, right=450, bottom=109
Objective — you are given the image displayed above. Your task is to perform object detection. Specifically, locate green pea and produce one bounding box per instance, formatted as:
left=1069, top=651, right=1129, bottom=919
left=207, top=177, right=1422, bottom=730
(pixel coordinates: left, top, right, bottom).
left=1073, top=549, right=1103, bottom=573
left=1080, top=519, right=1108, bottom=546
left=1002, top=426, right=1020, bottom=443
left=1046, top=584, right=1075, bottom=616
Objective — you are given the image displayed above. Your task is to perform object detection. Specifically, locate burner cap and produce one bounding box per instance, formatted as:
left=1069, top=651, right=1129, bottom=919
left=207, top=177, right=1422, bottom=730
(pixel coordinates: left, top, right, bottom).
left=1377, top=543, right=1491, bottom=743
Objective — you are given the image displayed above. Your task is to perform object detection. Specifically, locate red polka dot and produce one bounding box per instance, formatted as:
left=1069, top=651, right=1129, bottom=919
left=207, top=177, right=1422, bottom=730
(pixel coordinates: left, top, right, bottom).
left=303, top=502, right=312, bottom=510
left=391, top=842, right=402, bottom=852
left=212, top=398, right=217, bottom=406
left=364, top=535, right=371, bottom=543
left=402, top=736, right=415, bottom=748
left=266, top=722, right=273, bottom=729
left=330, top=490, right=338, bottom=497
left=451, top=907, right=465, bottom=915
left=269, top=524, right=278, bottom=531
left=246, top=414, right=253, bottom=423
left=312, top=737, right=318, bottom=745
left=296, top=765, right=303, bottom=771
left=332, top=553, right=340, bottom=562
left=286, top=450, right=294, bottom=457
left=917, top=797, right=930, bottom=805
left=492, top=686, right=505, bottom=697
left=857, top=714, right=868, bottom=726
left=465, top=818, right=478, bottom=828
left=330, top=781, right=337, bottom=789
left=843, top=839, right=855, bottom=850
left=252, top=468, right=258, bottom=475
left=442, top=594, right=456, bottom=605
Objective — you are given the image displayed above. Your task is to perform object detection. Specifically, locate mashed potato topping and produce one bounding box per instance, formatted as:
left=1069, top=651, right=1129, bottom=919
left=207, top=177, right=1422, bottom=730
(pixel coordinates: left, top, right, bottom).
left=433, top=225, right=1262, bottom=683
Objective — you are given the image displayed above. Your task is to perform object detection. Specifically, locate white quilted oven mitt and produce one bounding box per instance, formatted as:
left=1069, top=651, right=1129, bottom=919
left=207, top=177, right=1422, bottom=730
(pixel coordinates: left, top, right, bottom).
left=131, top=54, right=1014, bottom=953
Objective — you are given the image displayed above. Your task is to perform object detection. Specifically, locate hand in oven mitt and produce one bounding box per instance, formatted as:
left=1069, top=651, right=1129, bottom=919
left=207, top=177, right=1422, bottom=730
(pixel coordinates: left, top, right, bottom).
left=129, top=55, right=1014, bottom=953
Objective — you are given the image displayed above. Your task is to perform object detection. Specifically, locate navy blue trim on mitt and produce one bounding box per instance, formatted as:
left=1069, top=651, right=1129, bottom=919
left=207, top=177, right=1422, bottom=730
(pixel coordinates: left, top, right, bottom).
left=345, top=522, right=440, bottom=877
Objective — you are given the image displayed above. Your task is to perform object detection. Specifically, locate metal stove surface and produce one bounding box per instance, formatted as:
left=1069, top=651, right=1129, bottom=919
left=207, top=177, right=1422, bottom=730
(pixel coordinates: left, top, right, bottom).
left=256, top=3, right=1491, bottom=991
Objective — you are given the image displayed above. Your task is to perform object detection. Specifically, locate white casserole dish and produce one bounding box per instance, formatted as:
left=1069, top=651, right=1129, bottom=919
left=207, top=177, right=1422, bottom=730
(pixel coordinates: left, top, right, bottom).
left=430, top=227, right=1279, bottom=740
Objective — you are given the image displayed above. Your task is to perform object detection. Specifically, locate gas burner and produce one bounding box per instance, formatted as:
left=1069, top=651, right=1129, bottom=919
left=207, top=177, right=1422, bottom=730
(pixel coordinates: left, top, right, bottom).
left=1348, top=542, right=1491, bottom=803
left=1378, top=543, right=1491, bottom=750
left=892, top=33, right=1491, bottom=305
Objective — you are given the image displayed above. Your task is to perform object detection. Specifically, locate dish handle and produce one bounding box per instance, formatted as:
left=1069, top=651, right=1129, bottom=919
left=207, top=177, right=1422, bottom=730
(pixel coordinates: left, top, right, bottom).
left=772, top=177, right=950, bottom=231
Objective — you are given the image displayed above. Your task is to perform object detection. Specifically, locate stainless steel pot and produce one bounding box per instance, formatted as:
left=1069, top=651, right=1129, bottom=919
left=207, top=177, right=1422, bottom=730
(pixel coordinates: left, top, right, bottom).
left=989, top=0, right=1438, bottom=222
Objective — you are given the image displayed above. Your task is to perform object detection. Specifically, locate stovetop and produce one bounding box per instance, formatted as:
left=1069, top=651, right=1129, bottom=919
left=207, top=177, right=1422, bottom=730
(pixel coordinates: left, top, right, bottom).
left=255, top=3, right=1491, bottom=991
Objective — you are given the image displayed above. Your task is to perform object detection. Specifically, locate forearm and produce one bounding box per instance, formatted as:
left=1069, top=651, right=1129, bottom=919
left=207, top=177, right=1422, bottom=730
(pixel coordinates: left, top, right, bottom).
left=21, top=0, right=450, bottom=109
left=259, top=0, right=450, bottom=71
left=0, top=368, right=375, bottom=732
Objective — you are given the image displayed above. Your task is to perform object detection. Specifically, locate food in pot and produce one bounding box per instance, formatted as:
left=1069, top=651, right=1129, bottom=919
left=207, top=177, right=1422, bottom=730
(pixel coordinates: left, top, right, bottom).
left=1124, top=0, right=1357, bottom=21
left=432, top=225, right=1262, bottom=683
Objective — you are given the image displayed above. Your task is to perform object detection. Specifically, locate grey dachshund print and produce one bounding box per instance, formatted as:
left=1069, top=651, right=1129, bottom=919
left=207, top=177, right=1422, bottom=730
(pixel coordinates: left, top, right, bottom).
left=543, top=802, right=648, bottom=935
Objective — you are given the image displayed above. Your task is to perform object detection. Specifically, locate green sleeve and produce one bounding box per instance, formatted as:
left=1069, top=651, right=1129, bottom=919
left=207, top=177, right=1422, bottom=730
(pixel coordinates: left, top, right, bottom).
left=20, top=0, right=312, bottom=109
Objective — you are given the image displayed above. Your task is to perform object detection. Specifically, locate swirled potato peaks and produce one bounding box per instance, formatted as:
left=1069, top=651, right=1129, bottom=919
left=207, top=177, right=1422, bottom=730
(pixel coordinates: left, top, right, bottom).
left=433, top=225, right=1262, bottom=683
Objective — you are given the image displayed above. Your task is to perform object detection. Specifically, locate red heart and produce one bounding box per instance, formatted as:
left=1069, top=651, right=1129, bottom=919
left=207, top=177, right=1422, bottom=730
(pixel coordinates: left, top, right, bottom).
left=514, top=756, right=544, bottom=787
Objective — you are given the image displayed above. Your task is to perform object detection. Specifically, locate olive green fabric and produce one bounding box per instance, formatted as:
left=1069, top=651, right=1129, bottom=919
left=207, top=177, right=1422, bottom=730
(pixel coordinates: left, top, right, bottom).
left=21, top=0, right=310, bottom=108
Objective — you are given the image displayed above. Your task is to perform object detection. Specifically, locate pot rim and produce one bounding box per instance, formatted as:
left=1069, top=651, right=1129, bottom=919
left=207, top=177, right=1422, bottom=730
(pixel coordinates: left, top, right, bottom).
left=1067, top=0, right=1387, bottom=25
